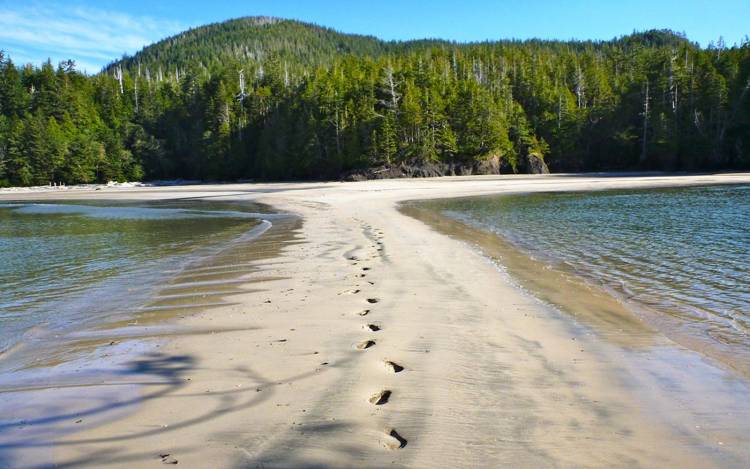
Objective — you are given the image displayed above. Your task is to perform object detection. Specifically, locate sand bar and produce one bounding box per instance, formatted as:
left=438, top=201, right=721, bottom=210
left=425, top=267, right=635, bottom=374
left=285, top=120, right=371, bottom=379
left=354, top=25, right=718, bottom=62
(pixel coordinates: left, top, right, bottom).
left=1, top=173, right=750, bottom=468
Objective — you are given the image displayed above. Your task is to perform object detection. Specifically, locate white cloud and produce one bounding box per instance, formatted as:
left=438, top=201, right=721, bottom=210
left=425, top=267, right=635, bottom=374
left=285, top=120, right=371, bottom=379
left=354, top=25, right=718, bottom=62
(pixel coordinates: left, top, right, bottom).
left=0, top=3, right=188, bottom=74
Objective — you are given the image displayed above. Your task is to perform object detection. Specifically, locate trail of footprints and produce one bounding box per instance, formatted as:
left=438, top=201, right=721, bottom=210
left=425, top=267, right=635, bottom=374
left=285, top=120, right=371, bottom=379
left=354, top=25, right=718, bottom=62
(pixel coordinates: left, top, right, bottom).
left=348, top=220, right=408, bottom=450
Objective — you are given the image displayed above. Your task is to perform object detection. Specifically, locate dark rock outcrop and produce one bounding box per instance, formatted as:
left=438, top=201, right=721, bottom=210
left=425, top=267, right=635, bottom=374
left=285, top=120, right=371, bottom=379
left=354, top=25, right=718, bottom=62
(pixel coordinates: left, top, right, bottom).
left=522, top=154, right=550, bottom=174
left=341, top=154, right=548, bottom=181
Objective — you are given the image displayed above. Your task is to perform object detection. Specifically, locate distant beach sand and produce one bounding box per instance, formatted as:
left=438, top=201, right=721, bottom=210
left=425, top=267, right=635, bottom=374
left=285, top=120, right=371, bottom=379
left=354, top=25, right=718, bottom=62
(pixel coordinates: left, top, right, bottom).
left=2, top=173, right=750, bottom=468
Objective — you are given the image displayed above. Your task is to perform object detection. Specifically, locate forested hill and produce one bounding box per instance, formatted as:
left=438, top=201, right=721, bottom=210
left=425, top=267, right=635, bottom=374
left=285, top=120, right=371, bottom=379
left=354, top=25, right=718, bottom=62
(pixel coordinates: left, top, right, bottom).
left=109, top=17, right=391, bottom=75
left=1, top=18, right=749, bottom=187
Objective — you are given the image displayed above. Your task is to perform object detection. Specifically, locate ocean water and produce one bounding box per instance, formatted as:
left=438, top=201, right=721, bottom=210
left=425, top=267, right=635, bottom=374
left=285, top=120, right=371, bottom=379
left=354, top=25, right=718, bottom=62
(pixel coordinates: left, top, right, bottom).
left=421, top=185, right=750, bottom=370
left=0, top=200, right=272, bottom=358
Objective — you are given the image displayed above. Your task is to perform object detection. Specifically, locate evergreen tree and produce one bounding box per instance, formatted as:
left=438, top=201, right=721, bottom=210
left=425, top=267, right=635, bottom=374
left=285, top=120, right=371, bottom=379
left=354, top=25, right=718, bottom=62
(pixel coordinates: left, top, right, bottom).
left=0, top=22, right=749, bottom=186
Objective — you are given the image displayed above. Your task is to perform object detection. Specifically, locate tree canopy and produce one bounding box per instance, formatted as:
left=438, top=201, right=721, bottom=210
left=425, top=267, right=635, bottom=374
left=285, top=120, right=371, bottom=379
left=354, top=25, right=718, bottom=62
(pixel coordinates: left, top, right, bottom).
left=1, top=18, right=749, bottom=186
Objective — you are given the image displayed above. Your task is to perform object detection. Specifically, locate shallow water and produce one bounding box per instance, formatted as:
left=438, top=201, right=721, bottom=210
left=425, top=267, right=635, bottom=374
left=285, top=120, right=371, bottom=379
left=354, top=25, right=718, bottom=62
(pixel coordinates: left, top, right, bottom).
left=0, top=200, right=272, bottom=360
left=419, top=185, right=750, bottom=374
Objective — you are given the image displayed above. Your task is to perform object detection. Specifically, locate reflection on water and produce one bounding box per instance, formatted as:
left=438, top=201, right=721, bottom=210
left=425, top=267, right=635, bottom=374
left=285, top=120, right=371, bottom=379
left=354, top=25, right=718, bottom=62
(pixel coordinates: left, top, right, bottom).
left=0, top=200, right=274, bottom=361
left=413, top=185, right=750, bottom=375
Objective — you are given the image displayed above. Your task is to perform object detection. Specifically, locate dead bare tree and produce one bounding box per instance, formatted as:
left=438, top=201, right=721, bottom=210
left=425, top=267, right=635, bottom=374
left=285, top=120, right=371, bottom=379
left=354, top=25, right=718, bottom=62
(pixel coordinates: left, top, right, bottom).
left=377, top=65, right=401, bottom=116
left=135, top=62, right=140, bottom=113
left=641, top=80, right=650, bottom=163
left=235, top=69, right=249, bottom=141
left=114, top=65, right=124, bottom=94
left=574, top=64, right=586, bottom=109
left=669, top=51, right=678, bottom=113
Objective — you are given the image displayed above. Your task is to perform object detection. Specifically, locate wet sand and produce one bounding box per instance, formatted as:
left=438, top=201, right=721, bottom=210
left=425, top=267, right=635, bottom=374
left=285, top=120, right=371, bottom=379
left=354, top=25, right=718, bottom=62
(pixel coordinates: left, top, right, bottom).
left=1, top=173, right=750, bottom=468
left=402, top=200, right=750, bottom=380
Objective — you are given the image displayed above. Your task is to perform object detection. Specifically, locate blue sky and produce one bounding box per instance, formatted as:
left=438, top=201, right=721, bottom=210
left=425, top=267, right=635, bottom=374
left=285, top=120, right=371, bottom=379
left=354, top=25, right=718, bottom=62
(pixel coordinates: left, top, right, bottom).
left=1, top=0, right=748, bottom=73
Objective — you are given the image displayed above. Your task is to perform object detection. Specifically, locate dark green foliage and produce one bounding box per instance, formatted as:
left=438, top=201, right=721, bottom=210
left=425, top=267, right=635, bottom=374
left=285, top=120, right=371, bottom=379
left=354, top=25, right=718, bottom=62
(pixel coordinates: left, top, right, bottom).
left=1, top=19, right=750, bottom=186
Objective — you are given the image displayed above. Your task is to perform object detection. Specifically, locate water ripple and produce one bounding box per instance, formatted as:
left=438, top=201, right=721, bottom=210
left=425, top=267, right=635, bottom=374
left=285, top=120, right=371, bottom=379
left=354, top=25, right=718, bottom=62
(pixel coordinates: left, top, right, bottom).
left=437, top=184, right=750, bottom=348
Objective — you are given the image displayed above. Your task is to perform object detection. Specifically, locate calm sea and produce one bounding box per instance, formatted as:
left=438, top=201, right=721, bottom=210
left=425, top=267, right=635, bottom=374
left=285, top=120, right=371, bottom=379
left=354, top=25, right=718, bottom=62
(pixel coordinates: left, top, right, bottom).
left=421, top=185, right=750, bottom=372
left=0, top=200, right=272, bottom=359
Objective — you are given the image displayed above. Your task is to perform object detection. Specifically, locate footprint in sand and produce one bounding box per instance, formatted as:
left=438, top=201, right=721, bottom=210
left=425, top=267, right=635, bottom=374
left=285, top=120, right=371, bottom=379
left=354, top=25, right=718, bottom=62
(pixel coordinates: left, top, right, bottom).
left=356, top=340, right=376, bottom=350
left=384, top=361, right=404, bottom=373
left=159, top=454, right=178, bottom=465
left=382, top=429, right=407, bottom=449
left=339, top=289, right=361, bottom=295
left=366, top=298, right=379, bottom=304
left=369, top=389, right=392, bottom=405
left=365, top=323, right=381, bottom=332
left=362, top=267, right=371, bottom=271
left=358, top=309, right=371, bottom=316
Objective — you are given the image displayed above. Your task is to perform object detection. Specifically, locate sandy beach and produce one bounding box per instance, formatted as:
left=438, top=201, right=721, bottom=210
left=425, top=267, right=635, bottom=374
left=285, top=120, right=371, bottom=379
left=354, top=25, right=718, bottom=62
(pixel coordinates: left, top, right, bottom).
left=2, top=173, right=750, bottom=468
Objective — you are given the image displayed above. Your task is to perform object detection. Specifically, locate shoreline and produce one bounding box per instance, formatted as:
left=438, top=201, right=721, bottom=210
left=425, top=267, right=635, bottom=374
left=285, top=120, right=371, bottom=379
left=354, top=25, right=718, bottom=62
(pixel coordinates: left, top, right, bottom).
left=0, top=199, right=286, bottom=367
left=1, top=173, right=750, bottom=467
left=401, top=193, right=750, bottom=380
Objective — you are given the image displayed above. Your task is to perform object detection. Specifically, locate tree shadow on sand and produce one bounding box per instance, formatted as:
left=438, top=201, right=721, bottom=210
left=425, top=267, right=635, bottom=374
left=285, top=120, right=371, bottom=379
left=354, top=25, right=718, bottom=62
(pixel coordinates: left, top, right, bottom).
left=0, top=350, right=352, bottom=468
